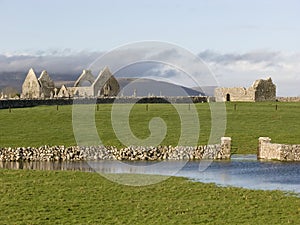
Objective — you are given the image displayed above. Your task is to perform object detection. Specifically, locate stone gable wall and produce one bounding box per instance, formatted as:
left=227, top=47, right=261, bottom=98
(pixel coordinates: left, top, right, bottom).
left=254, top=78, right=276, bottom=101
left=22, top=69, right=41, bottom=99
left=93, top=67, right=120, bottom=97
left=38, top=71, right=55, bottom=98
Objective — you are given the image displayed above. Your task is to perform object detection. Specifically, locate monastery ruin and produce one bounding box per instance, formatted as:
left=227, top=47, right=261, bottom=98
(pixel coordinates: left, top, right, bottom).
left=214, top=77, right=276, bottom=102
left=21, top=66, right=120, bottom=99
left=16, top=70, right=278, bottom=102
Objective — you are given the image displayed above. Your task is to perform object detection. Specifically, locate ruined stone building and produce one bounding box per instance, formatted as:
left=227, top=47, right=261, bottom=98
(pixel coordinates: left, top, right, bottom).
left=21, top=66, right=120, bottom=99
left=60, top=66, right=120, bottom=98
left=214, top=77, right=276, bottom=102
left=21, top=68, right=55, bottom=99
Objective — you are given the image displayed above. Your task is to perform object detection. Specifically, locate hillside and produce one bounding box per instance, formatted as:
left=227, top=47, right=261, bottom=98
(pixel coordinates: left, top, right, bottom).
left=0, top=71, right=205, bottom=97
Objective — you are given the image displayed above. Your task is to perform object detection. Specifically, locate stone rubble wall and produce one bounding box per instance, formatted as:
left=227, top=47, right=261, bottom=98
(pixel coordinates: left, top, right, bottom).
left=277, top=97, right=300, bottom=102
left=258, top=137, right=300, bottom=161
left=0, top=138, right=231, bottom=162
left=0, top=97, right=209, bottom=109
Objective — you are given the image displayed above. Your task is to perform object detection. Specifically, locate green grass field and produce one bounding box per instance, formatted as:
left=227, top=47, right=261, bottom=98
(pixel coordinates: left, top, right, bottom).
left=1, top=102, right=300, bottom=153
left=0, top=169, right=299, bottom=224
left=1, top=102, right=300, bottom=224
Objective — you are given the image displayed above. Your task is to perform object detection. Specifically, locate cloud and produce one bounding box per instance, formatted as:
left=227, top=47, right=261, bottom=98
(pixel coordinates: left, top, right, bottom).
left=0, top=50, right=103, bottom=74
left=198, top=50, right=300, bottom=96
left=0, top=48, right=299, bottom=96
left=198, top=49, right=282, bottom=65
left=89, top=44, right=217, bottom=88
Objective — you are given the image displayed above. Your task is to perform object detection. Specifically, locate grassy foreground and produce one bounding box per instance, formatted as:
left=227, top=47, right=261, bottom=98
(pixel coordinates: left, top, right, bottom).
left=0, top=169, right=299, bottom=224
left=1, top=102, right=300, bottom=153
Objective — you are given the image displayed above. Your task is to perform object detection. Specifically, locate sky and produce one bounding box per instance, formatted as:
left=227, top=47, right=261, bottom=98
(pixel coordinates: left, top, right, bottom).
left=0, top=0, right=300, bottom=96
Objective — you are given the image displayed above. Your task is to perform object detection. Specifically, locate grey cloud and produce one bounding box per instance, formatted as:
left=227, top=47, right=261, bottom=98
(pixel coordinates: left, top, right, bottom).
left=0, top=48, right=300, bottom=96
left=198, top=50, right=281, bottom=65
left=199, top=50, right=300, bottom=96
left=0, top=51, right=104, bottom=74
left=149, top=48, right=182, bottom=61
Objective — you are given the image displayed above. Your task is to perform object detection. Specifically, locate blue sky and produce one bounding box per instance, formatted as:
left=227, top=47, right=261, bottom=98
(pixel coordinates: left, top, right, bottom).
left=1, top=0, right=299, bottom=52
left=0, top=0, right=300, bottom=96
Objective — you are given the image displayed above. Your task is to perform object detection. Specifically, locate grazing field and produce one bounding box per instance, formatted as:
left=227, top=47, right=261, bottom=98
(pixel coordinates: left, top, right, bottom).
left=0, top=102, right=300, bottom=154
left=1, top=103, right=300, bottom=224
left=0, top=169, right=299, bottom=224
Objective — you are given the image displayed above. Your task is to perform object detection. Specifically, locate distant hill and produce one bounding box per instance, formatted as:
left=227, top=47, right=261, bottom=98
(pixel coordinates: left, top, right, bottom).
left=0, top=71, right=25, bottom=92
left=191, top=86, right=217, bottom=97
left=0, top=71, right=210, bottom=97
left=117, top=78, right=205, bottom=97
left=0, top=71, right=78, bottom=92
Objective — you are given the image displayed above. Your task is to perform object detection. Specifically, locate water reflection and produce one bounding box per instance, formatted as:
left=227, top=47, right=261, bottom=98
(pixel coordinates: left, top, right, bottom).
left=0, top=161, right=95, bottom=172
left=1, top=155, right=299, bottom=194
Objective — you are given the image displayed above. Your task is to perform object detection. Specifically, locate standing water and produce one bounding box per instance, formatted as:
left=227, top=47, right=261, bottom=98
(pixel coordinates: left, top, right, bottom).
left=1, top=154, right=299, bottom=194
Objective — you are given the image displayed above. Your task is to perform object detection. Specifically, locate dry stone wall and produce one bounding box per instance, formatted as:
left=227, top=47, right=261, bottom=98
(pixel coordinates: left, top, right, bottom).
left=0, top=97, right=209, bottom=109
left=258, top=137, right=300, bottom=161
left=0, top=138, right=231, bottom=162
left=277, top=97, right=300, bottom=102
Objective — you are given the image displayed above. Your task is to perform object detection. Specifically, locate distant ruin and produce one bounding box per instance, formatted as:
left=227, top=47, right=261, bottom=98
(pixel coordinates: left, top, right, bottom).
left=22, top=69, right=55, bottom=99
left=21, top=66, right=120, bottom=99
left=214, top=77, right=276, bottom=102
left=4, top=71, right=278, bottom=103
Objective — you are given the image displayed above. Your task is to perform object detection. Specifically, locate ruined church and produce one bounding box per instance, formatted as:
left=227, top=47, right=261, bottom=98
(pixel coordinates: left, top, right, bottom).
left=21, top=66, right=120, bottom=99
left=214, top=77, right=276, bottom=102
left=21, top=69, right=55, bottom=99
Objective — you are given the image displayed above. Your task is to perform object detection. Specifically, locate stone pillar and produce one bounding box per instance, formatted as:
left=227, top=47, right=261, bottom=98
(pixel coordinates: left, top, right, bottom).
left=133, top=89, right=136, bottom=98
left=54, top=88, right=58, bottom=98
left=221, top=137, right=231, bottom=159
left=258, top=137, right=271, bottom=159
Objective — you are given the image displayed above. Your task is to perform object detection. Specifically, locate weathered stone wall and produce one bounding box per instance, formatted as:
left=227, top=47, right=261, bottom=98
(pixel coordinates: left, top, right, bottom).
left=93, top=66, right=120, bottom=97
left=0, top=99, right=73, bottom=109
left=38, top=70, right=55, bottom=98
left=258, top=137, right=300, bottom=161
left=215, top=87, right=255, bottom=102
left=215, top=77, right=276, bottom=102
left=0, top=97, right=209, bottom=109
left=0, top=138, right=231, bottom=161
left=22, top=68, right=41, bottom=99
left=57, top=85, right=69, bottom=98
left=277, top=97, right=300, bottom=102
left=74, top=70, right=95, bottom=87
left=253, top=78, right=276, bottom=101
left=73, top=87, right=94, bottom=98
left=258, top=137, right=281, bottom=160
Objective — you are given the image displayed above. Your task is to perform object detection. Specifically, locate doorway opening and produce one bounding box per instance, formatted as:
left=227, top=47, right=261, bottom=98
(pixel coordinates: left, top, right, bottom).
left=226, top=93, right=231, bottom=101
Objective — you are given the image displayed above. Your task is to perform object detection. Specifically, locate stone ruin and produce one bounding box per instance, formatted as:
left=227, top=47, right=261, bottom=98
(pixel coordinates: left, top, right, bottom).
left=21, top=66, right=120, bottom=99
left=71, top=66, right=120, bottom=98
left=21, top=68, right=55, bottom=99
left=214, top=77, right=276, bottom=102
